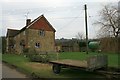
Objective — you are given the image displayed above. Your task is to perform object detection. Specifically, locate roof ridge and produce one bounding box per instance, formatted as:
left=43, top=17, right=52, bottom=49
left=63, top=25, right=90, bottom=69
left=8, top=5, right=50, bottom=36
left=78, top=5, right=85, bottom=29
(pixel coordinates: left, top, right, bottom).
left=7, top=28, right=20, bottom=31
left=26, top=15, right=43, bottom=28
left=7, top=14, right=56, bottom=37
left=13, top=15, right=44, bottom=36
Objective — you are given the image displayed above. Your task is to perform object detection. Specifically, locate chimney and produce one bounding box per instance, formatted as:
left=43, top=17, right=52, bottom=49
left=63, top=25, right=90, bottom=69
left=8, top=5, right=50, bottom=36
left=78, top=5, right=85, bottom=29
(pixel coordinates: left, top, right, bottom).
left=26, top=19, right=31, bottom=26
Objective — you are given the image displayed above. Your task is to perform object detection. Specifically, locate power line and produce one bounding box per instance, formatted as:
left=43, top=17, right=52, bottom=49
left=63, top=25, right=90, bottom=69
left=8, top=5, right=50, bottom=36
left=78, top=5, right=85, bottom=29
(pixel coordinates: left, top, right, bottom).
left=56, top=10, right=84, bottom=32
left=3, top=16, right=85, bottom=21
left=3, top=14, right=99, bottom=21
left=55, top=10, right=85, bottom=39
left=49, top=16, right=84, bottom=19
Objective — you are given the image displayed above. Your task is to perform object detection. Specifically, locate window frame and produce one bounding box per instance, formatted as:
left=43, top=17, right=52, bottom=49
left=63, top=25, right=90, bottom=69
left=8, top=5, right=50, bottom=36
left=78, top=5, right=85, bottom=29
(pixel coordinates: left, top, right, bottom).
left=39, top=29, right=45, bottom=36
left=35, top=42, right=40, bottom=48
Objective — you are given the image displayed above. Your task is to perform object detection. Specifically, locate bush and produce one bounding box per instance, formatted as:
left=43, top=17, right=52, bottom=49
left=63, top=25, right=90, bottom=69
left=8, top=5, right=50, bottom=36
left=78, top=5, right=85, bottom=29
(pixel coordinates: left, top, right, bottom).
left=29, top=53, right=54, bottom=63
left=23, top=48, right=29, bottom=53
left=23, top=49, right=57, bottom=63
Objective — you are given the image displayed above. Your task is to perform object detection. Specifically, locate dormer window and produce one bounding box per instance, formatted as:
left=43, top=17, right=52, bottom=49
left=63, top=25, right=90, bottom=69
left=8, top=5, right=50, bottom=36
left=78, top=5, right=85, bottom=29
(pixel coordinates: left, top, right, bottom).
left=39, top=29, right=45, bottom=36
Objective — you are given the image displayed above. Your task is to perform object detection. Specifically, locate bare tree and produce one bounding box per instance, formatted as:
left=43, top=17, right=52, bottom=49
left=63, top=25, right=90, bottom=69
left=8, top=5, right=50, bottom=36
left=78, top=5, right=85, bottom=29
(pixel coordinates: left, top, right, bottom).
left=94, top=4, right=120, bottom=38
left=76, top=32, right=85, bottom=40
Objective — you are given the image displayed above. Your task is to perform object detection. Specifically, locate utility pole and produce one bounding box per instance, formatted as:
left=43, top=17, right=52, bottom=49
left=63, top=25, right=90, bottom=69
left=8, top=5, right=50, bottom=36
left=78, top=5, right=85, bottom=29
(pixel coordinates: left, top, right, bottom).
left=84, top=4, right=88, bottom=54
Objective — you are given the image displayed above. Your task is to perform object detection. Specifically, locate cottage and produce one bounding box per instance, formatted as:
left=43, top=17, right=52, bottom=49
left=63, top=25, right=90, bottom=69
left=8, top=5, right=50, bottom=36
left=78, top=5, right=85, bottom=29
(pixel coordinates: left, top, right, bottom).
left=6, top=15, right=56, bottom=54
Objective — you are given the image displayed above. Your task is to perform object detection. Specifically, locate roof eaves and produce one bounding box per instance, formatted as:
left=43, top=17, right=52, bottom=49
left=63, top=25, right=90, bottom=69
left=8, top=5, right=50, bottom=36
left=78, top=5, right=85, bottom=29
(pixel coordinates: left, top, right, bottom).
left=42, top=15, right=56, bottom=32
left=6, top=29, right=20, bottom=37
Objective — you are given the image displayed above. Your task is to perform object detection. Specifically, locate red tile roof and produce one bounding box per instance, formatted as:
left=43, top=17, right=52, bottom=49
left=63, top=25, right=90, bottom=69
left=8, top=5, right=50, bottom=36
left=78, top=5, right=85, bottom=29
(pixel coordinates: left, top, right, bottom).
left=27, top=15, right=56, bottom=32
left=6, top=15, right=56, bottom=37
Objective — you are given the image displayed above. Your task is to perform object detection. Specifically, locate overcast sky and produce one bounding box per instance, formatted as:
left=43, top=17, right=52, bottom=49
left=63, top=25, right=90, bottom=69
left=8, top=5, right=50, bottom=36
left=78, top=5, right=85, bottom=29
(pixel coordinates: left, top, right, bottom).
left=0, top=0, right=119, bottom=39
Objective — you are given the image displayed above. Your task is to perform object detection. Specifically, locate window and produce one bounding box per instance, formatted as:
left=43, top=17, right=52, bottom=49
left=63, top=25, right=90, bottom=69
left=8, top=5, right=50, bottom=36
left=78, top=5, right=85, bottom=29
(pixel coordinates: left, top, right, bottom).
left=20, top=40, right=25, bottom=46
left=9, top=44, right=14, bottom=49
left=35, top=43, right=40, bottom=48
left=10, top=45, right=14, bottom=48
left=39, top=29, right=45, bottom=36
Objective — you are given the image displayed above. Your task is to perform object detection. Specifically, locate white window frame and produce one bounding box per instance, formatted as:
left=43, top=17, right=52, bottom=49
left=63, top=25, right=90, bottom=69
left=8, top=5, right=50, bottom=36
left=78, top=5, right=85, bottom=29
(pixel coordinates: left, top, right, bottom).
left=35, top=42, right=40, bottom=48
left=39, top=29, right=45, bottom=36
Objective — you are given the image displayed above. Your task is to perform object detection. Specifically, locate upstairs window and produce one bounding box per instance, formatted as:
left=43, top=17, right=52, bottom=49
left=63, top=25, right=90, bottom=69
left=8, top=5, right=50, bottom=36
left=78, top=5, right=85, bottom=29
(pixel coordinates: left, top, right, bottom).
left=39, top=29, right=45, bottom=36
left=35, top=43, right=40, bottom=48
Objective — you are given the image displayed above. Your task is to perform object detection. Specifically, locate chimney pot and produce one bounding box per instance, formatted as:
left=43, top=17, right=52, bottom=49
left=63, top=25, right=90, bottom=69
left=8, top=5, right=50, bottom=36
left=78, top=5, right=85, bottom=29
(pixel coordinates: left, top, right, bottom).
left=26, top=19, right=31, bottom=26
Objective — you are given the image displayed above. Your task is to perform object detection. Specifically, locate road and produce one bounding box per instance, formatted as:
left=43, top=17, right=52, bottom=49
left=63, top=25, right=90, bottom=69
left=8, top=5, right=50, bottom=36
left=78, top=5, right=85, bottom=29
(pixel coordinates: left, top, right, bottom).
left=2, top=62, right=28, bottom=78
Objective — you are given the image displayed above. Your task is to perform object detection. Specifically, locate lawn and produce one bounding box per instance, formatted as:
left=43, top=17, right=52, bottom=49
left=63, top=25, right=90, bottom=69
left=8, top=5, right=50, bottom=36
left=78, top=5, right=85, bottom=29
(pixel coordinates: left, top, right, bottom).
left=58, top=52, right=119, bottom=68
left=0, top=53, right=2, bottom=61
left=2, top=53, right=108, bottom=78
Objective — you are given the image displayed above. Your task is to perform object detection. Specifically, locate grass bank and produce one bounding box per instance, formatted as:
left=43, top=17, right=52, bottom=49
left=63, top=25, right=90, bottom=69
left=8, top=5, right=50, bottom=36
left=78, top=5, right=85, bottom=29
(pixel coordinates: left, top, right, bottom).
left=2, top=53, right=106, bottom=78
left=58, top=52, right=119, bottom=68
left=0, top=53, right=2, bottom=61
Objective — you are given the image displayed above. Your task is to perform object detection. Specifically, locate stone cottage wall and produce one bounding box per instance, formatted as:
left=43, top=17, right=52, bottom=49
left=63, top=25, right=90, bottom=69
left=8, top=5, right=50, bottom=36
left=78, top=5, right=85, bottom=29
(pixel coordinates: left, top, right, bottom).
left=14, top=30, right=27, bottom=54
left=28, top=29, right=55, bottom=53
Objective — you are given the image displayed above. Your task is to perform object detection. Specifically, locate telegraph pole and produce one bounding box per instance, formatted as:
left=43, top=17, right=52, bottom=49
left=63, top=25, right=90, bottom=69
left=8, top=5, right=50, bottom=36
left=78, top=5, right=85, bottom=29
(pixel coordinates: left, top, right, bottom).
left=84, top=4, right=88, bottom=54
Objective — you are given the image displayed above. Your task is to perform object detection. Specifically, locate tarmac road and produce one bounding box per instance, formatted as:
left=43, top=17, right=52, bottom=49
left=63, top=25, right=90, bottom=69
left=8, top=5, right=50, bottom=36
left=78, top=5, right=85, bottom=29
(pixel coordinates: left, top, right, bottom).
left=2, top=62, right=27, bottom=78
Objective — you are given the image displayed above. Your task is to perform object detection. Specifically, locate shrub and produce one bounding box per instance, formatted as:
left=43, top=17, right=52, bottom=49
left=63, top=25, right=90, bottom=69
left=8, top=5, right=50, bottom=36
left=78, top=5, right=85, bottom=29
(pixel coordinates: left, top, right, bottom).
left=29, top=54, right=50, bottom=63
left=23, top=48, right=29, bottom=53
left=23, top=49, right=57, bottom=63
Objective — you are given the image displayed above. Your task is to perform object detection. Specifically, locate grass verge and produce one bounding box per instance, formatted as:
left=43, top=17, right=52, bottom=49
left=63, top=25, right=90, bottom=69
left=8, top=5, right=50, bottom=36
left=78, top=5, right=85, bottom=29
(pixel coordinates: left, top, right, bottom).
left=58, top=52, right=119, bottom=68
left=2, top=53, right=106, bottom=78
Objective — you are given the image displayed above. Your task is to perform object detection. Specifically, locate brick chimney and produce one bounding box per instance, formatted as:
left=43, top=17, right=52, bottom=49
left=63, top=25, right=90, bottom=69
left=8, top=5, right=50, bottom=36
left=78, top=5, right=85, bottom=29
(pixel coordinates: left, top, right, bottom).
left=26, top=19, right=31, bottom=26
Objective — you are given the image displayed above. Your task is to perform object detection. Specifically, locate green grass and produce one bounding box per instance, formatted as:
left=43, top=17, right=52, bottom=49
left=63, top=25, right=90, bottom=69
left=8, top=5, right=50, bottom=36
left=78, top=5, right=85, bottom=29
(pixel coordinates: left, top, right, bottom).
left=2, top=54, right=29, bottom=63
left=59, top=52, right=98, bottom=60
left=2, top=53, right=106, bottom=78
left=2, top=54, right=33, bottom=74
left=2, top=52, right=119, bottom=78
left=0, top=53, right=2, bottom=61
left=106, top=53, right=119, bottom=68
left=58, top=52, right=119, bottom=68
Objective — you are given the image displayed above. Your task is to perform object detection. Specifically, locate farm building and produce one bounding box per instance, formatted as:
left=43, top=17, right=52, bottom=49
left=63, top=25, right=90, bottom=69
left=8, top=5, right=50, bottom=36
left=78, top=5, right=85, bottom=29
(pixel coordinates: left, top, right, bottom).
left=55, top=38, right=80, bottom=52
left=6, top=15, right=56, bottom=54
